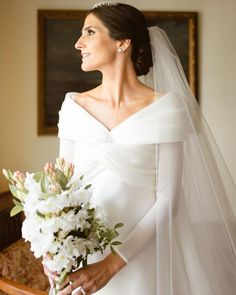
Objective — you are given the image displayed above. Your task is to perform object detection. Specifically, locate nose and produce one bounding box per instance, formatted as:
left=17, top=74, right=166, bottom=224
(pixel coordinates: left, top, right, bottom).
left=75, top=35, right=84, bottom=50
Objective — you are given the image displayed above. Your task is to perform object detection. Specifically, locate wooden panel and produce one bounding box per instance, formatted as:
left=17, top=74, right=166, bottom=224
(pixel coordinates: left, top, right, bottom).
left=0, top=192, right=23, bottom=251
left=0, top=277, right=47, bottom=295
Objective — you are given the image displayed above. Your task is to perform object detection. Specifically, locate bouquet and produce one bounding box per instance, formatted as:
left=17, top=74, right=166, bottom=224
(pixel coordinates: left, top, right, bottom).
left=2, top=158, right=123, bottom=293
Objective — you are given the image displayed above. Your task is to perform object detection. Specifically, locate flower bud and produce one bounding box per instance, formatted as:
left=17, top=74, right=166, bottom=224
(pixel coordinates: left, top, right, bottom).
left=13, top=170, right=25, bottom=184
left=44, top=162, right=54, bottom=175
left=2, top=169, right=11, bottom=181
left=16, top=182, right=25, bottom=191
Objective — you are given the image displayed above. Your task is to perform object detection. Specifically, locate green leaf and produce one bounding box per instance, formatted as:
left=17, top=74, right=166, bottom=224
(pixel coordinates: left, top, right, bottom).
left=33, top=171, right=43, bottom=182
left=114, top=223, right=124, bottom=229
left=9, top=184, right=18, bottom=198
left=82, top=256, right=88, bottom=267
left=36, top=211, right=45, bottom=218
left=13, top=198, right=22, bottom=206
left=2, top=169, right=14, bottom=184
left=8, top=169, right=14, bottom=180
left=55, top=168, right=68, bottom=189
left=84, top=184, right=92, bottom=190
left=111, top=241, right=122, bottom=246
left=57, top=269, right=68, bottom=285
left=79, top=175, right=84, bottom=180
left=10, top=204, right=23, bottom=217
left=40, top=173, right=47, bottom=193
left=110, top=245, right=117, bottom=255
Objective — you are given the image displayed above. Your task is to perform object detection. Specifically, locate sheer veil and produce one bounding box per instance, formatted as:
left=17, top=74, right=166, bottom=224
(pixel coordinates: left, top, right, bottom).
left=140, top=26, right=236, bottom=295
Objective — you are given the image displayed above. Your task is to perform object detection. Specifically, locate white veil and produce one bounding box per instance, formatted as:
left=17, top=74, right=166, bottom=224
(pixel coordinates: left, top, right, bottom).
left=142, top=26, right=236, bottom=295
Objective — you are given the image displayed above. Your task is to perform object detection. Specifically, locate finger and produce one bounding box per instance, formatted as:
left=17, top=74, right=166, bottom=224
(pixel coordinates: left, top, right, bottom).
left=49, top=278, right=55, bottom=288
left=58, top=280, right=87, bottom=295
left=71, top=286, right=86, bottom=295
left=43, top=266, right=58, bottom=281
left=42, top=261, right=56, bottom=275
left=76, top=280, right=94, bottom=295
left=57, top=274, right=71, bottom=290
left=57, top=282, right=74, bottom=295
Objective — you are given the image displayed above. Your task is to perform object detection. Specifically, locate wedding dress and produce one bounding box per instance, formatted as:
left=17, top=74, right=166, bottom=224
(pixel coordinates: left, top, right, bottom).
left=58, top=88, right=236, bottom=295
left=56, top=23, right=236, bottom=294
left=58, top=90, right=186, bottom=294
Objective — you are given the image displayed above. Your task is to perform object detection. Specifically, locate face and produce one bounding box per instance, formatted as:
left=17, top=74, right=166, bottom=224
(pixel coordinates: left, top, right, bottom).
left=75, top=13, right=120, bottom=72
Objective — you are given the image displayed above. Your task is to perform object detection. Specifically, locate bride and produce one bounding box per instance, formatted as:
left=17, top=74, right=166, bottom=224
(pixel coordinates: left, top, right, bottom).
left=44, top=2, right=236, bottom=295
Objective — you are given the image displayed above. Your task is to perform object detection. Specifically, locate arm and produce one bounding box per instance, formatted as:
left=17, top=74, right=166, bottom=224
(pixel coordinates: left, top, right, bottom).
left=115, top=141, right=184, bottom=262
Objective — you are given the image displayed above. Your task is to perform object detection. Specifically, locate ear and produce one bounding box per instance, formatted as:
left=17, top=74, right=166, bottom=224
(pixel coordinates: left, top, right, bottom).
left=116, top=39, right=131, bottom=52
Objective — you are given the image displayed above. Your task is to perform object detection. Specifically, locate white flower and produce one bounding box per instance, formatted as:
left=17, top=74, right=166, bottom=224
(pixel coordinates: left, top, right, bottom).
left=94, top=205, right=108, bottom=224
left=3, top=158, right=122, bottom=278
left=44, top=249, right=72, bottom=272
left=21, top=216, right=42, bottom=241
left=73, top=238, right=88, bottom=257
left=70, top=188, right=93, bottom=206
left=67, top=173, right=83, bottom=189
left=24, top=172, right=42, bottom=196
left=40, top=217, right=64, bottom=235
left=30, top=232, right=55, bottom=258
left=35, top=195, right=68, bottom=215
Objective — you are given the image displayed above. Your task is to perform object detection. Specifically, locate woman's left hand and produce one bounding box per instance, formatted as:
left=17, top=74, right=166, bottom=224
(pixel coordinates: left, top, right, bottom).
left=57, top=253, right=126, bottom=295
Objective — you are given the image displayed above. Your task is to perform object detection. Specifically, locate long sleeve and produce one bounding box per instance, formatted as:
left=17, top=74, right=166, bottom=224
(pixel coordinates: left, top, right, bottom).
left=115, top=141, right=184, bottom=263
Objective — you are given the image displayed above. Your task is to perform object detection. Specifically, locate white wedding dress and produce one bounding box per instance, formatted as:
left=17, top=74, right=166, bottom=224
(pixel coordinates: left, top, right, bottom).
left=57, top=91, right=187, bottom=294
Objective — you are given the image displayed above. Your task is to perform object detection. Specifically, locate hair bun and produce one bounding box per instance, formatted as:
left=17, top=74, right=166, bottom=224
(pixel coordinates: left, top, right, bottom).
left=133, top=42, right=153, bottom=76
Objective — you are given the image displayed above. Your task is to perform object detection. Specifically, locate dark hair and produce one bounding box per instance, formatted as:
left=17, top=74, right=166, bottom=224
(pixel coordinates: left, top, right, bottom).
left=88, top=2, right=153, bottom=76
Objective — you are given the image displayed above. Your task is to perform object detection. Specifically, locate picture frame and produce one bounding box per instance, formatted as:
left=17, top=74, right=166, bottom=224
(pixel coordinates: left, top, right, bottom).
left=38, top=10, right=198, bottom=135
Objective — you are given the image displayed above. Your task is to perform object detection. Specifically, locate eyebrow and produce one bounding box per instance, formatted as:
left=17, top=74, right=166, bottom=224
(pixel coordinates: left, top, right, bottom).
left=81, top=26, right=98, bottom=33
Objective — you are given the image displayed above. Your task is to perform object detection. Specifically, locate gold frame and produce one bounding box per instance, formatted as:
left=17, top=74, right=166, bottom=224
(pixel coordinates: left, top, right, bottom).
left=38, top=10, right=198, bottom=135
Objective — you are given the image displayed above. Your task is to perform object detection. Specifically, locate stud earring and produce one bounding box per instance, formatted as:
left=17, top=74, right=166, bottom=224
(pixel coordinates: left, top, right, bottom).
left=117, top=47, right=124, bottom=53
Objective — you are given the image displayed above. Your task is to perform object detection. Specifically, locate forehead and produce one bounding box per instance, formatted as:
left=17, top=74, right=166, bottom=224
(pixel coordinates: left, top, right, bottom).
left=82, top=13, right=108, bottom=32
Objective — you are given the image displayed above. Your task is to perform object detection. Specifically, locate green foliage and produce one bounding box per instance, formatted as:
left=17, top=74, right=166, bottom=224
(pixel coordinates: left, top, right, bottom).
left=10, top=204, right=23, bottom=217
left=54, top=168, right=68, bottom=190
left=36, top=210, right=45, bottom=218
left=9, top=184, right=18, bottom=198
left=40, top=173, right=47, bottom=193
left=114, top=223, right=124, bottom=229
left=85, top=184, right=92, bottom=190
left=13, top=198, right=22, bottom=206
left=3, top=169, right=14, bottom=184
left=33, top=171, right=43, bottom=182
left=57, top=268, right=67, bottom=285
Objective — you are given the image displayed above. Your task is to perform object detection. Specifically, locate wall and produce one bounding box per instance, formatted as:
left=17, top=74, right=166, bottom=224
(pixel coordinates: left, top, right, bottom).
left=0, top=0, right=236, bottom=199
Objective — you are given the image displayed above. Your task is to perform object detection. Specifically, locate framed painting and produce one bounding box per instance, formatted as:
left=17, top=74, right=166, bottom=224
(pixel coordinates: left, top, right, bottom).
left=38, top=10, right=198, bottom=135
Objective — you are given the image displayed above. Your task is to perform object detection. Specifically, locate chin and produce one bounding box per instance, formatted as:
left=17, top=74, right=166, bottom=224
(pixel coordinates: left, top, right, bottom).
left=81, top=63, right=98, bottom=72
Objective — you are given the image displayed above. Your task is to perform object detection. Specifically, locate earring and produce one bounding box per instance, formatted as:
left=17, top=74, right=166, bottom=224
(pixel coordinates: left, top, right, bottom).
left=117, top=47, right=124, bottom=53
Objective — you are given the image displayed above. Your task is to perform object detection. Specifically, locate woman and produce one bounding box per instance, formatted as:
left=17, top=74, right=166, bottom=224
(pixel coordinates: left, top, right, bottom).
left=45, top=2, right=236, bottom=295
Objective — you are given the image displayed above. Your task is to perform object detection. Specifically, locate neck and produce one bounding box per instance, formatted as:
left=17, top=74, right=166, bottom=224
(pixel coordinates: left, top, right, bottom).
left=99, top=58, right=142, bottom=108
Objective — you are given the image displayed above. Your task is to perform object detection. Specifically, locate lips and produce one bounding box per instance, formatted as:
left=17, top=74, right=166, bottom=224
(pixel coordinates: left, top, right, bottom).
left=81, top=53, right=90, bottom=58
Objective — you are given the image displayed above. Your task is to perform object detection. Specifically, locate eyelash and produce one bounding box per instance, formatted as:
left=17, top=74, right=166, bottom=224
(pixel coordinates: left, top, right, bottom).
left=87, top=29, right=95, bottom=36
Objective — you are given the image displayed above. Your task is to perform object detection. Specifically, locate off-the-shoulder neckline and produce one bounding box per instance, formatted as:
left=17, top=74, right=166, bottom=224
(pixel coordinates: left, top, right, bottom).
left=65, top=90, right=174, bottom=133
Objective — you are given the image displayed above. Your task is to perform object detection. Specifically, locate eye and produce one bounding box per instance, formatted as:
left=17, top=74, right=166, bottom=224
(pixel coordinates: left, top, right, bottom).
left=87, top=29, right=95, bottom=36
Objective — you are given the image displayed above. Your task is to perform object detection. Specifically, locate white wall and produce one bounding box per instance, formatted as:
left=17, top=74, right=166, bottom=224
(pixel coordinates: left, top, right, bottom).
left=1, top=0, right=236, bottom=194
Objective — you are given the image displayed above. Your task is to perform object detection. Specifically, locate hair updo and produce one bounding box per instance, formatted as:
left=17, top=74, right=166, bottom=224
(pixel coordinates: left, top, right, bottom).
left=88, top=2, right=153, bottom=76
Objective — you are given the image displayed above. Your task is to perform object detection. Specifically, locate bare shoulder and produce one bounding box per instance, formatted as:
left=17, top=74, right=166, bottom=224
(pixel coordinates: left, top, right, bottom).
left=73, top=86, right=101, bottom=108
left=138, top=84, right=164, bottom=103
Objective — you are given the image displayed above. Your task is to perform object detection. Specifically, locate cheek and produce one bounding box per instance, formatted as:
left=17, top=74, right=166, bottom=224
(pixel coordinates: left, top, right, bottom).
left=96, top=38, right=117, bottom=56
left=101, top=43, right=117, bottom=60
left=81, top=40, right=117, bottom=71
